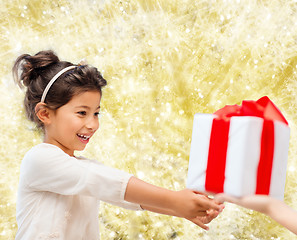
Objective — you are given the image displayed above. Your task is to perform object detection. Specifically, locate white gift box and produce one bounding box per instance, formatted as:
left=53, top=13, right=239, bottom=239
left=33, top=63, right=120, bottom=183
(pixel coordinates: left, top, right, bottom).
left=186, top=113, right=290, bottom=199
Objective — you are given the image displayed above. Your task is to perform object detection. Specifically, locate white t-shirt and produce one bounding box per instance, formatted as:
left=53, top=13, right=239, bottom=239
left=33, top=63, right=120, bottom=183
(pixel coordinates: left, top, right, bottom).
left=16, top=143, right=142, bottom=240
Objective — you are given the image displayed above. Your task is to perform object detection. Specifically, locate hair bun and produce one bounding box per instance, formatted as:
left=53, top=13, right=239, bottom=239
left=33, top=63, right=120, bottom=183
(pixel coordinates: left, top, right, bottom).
left=13, top=50, right=59, bottom=88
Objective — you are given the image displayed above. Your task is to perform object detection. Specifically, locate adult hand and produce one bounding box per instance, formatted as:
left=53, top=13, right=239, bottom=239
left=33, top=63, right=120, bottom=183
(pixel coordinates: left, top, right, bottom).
left=215, top=193, right=271, bottom=214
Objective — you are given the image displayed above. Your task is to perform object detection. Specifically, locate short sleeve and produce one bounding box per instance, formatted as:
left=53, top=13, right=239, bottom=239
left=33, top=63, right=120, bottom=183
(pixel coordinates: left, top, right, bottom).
left=20, top=143, right=141, bottom=209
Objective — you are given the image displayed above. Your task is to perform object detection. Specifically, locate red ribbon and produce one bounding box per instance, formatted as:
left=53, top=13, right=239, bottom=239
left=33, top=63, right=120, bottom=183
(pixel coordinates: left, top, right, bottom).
left=205, top=96, right=288, bottom=194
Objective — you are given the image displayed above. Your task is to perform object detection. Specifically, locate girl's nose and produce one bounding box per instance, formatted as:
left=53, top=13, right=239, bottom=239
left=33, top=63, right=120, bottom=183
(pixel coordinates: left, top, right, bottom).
left=86, top=117, right=99, bottom=131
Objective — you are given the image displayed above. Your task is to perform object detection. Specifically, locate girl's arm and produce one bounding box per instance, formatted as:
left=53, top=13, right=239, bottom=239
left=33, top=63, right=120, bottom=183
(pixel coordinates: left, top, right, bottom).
left=141, top=204, right=220, bottom=230
left=125, top=177, right=223, bottom=230
left=215, top=194, right=297, bottom=235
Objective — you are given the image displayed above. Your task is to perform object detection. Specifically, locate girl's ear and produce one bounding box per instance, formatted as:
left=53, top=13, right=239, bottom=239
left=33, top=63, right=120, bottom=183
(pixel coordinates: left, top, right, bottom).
left=35, top=102, right=52, bottom=125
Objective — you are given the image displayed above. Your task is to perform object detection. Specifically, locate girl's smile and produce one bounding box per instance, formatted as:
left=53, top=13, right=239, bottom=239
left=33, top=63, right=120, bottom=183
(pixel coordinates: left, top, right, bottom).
left=77, top=133, right=92, bottom=143
left=44, top=91, right=101, bottom=156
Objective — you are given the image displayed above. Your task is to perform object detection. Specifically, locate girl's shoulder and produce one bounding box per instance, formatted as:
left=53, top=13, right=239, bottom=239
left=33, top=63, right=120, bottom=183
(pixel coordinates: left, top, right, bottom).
left=25, top=143, right=66, bottom=158
left=23, top=143, right=80, bottom=165
left=21, top=143, right=95, bottom=176
left=24, top=143, right=92, bottom=163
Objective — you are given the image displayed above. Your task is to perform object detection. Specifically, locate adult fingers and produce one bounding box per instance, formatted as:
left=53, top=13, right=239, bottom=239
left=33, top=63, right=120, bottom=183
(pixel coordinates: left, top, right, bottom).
left=215, top=193, right=238, bottom=204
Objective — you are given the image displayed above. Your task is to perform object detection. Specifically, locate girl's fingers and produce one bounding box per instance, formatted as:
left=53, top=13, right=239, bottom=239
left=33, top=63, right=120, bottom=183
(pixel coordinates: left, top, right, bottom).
left=206, top=209, right=220, bottom=219
left=198, top=196, right=223, bottom=212
left=189, top=217, right=209, bottom=230
left=193, top=190, right=209, bottom=197
left=194, top=205, right=223, bottom=217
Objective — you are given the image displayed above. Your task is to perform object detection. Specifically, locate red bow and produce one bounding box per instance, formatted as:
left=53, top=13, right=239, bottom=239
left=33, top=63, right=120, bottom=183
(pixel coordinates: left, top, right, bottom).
left=214, top=96, right=288, bottom=125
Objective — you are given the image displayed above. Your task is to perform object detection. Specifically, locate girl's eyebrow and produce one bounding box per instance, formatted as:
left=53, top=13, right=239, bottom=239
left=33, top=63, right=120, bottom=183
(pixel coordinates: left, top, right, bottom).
left=75, top=105, right=101, bottom=110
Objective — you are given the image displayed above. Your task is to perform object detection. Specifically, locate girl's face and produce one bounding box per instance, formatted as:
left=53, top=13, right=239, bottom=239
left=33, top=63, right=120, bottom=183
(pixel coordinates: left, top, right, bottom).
left=44, top=91, right=101, bottom=156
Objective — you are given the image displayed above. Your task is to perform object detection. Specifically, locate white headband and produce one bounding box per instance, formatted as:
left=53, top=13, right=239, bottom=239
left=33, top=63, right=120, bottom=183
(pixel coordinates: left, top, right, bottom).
left=40, top=65, right=76, bottom=103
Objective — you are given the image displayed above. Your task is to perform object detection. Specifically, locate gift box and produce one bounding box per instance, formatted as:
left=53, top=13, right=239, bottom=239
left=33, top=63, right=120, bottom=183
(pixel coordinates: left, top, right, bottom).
left=186, top=96, right=290, bottom=199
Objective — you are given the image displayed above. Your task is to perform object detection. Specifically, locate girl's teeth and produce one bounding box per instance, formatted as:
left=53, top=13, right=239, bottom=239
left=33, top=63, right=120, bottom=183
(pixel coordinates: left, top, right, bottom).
left=77, top=134, right=90, bottom=140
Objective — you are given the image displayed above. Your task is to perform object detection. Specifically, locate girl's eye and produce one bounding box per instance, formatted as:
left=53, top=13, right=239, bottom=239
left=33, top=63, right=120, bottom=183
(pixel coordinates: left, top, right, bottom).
left=94, top=112, right=101, bottom=118
left=77, top=111, right=87, bottom=116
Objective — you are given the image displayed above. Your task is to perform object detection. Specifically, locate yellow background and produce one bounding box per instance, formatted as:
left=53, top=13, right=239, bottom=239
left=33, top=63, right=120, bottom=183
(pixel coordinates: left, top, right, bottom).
left=1, top=0, right=297, bottom=239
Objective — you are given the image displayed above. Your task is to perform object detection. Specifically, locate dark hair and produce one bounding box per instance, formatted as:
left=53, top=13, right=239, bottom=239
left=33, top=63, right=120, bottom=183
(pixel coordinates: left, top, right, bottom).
left=13, top=50, right=107, bottom=129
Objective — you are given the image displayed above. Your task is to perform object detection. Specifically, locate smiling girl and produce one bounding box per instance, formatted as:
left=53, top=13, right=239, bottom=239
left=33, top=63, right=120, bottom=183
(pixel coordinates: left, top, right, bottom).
left=13, top=50, right=223, bottom=240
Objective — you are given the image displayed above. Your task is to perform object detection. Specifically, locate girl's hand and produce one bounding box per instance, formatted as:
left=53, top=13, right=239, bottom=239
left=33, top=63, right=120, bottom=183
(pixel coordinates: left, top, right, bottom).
left=125, top=177, right=224, bottom=230
left=172, top=189, right=223, bottom=221
left=187, top=208, right=221, bottom=230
